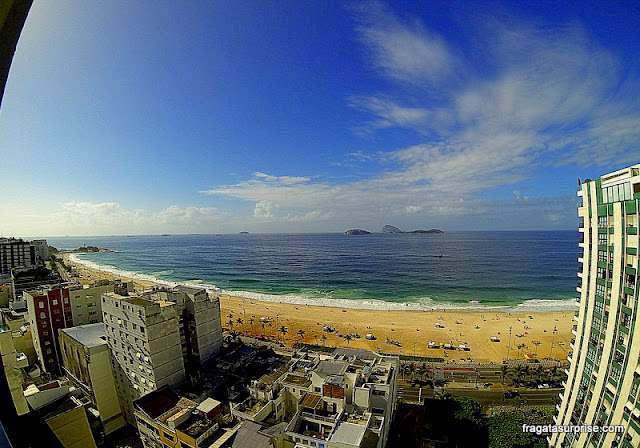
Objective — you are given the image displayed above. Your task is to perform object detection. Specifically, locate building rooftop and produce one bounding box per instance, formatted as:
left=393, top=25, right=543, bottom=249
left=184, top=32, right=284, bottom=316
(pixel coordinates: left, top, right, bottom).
left=315, top=360, right=348, bottom=376
left=60, top=323, right=107, bottom=349
left=301, top=393, right=321, bottom=409
left=39, top=395, right=82, bottom=421
left=232, top=421, right=272, bottom=448
left=177, top=413, right=216, bottom=439
left=123, top=296, right=157, bottom=307
left=134, top=386, right=180, bottom=419
left=329, top=422, right=367, bottom=446
left=282, top=374, right=311, bottom=388
left=197, top=397, right=221, bottom=414
left=333, top=347, right=381, bottom=361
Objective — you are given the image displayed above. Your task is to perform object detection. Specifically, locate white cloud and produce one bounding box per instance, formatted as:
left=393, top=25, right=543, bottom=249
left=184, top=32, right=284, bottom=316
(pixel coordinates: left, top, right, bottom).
left=254, top=200, right=279, bottom=219
left=253, top=172, right=310, bottom=184
left=352, top=0, right=458, bottom=84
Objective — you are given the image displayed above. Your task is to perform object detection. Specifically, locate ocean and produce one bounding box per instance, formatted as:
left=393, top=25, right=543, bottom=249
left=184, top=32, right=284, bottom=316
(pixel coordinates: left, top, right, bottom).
left=46, top=231, right=580, bottom=312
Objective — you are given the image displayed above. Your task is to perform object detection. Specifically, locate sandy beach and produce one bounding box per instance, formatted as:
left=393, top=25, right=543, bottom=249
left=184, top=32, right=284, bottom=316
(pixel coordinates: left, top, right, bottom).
left=63, top=253, right=574, bottom=363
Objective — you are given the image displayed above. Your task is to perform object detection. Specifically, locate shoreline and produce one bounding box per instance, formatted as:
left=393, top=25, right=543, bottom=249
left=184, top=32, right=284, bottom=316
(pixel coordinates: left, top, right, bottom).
left=67, top=253, right=579, bottom=313
left=63, top=253, right=575, bottom=363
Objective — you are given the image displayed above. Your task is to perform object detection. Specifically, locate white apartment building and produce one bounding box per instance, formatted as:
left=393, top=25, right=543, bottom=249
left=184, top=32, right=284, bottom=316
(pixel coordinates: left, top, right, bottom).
left=552, top=164, right=640, bottom=447
left=102, top=293, right=186, bottom=424
left=101, top=287, right=223, bottom=425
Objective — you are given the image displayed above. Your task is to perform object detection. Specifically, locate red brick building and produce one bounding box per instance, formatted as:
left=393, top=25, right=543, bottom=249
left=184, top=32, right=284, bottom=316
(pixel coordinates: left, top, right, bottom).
left=25, top=287, right=73, bottom=375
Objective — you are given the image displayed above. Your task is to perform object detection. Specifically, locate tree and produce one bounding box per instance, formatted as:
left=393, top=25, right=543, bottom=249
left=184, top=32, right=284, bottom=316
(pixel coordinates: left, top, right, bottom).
left=279, top=325, right=288, bottom=341
left=343, top=334, right=352, bottom=347
left=297, top=329, right=306, bottom=341
left=321, top=334, right=327, bottom=346
left=501, top=365, right=510, bottom=384
left=236, top=317, right=244, bottom=334
left=248, top=317, right=255, bottom=334
left=488, top=411, right=546, bottom=448
left=452, top=396, right=485, bottom=432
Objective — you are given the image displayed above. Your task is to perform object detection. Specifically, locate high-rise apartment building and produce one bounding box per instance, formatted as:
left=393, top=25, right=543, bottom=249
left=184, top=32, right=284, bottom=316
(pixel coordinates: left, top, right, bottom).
left=0, top=238, right=38, bottom=274
left=552, top=164, right=640, bottom=447
left=101, top=287, right=222, bottom=424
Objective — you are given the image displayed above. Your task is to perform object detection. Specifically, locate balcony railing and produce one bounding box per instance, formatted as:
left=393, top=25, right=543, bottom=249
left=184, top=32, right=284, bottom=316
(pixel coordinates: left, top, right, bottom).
left=300, top=412, right=338, bottom=424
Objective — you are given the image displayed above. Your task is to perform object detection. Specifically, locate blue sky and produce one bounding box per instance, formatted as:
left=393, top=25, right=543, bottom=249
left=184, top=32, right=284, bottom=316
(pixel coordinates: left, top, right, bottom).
left=2, top=0, right=639, bottom=235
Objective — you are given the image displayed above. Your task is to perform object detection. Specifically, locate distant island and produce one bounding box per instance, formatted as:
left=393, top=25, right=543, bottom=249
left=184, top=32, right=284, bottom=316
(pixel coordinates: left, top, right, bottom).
left=344, top=229, right=372, bottom=235
left=381, top=225, right=403, bottom=233
left=69, top=246, right=112, bottom=253
left=239, top=231, right=250, bottom=234
left=380, top=225, right=444, bottom=234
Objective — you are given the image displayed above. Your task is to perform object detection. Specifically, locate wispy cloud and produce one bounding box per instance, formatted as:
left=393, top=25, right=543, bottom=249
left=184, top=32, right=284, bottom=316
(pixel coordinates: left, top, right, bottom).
left=351, top=1, right=458, bottom=85
left=200, top=2, right=639, bottom=230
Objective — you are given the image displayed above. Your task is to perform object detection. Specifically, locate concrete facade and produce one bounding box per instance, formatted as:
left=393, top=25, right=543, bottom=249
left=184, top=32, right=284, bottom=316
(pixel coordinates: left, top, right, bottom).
left=59, top=323, right=125, bottom=435
left=25, top=281, right=124, bottom=375
left=552, top=164, right=640, bottom=447
left=25, top=379, right=98, bottom=448
left=102, top=293, right=186, bottom=425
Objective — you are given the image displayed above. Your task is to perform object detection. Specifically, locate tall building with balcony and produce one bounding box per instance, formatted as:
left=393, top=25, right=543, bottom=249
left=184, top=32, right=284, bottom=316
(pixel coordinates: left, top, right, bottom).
left=551, top=164, right=640, bottom=447
left=101, top=287, right=222, bottom=425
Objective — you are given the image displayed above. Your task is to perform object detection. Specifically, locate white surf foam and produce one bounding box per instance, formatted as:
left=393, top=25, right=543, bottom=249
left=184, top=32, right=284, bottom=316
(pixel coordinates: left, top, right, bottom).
left=68, top=253, right=579, bottom=312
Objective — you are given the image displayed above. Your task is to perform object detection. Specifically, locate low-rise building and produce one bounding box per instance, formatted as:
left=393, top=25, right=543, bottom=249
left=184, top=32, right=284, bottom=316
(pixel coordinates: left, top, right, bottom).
left=59, top=323, right=125, bottom=435
left=133, top=386, right=231, bottom=448
left=231, top=347, right=398, bottom=448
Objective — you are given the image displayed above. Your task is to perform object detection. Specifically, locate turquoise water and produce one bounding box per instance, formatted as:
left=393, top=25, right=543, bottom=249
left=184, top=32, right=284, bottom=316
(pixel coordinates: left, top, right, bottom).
left=47, top=231, right=579, bottom=311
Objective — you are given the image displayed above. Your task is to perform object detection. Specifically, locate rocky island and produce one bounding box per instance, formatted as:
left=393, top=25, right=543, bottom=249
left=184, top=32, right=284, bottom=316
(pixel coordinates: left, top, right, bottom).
left=69, top=246, right=113, bottom=253
left=408, top=229, right=444, bottom=234
left=380, top=225, right=404, bottom=233
left=344, top=229, right=372, bottom=235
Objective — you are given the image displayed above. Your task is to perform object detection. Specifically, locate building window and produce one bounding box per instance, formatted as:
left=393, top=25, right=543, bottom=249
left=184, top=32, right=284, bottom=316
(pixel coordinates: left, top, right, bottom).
left=40, top=322, right=47, bottom=328
left=39, top=312, right=46, bottom=319
left=598, top=216, right=608, bottom=228
left=38, top=302, right=44, bottom=309
left=597, top=251, right=607, bottom=262
left=52, top=299, right=58, bottom=305
left=598, top=234, right=608, bottom=245
left=594, top=301, right=604, bottom=315
left=63, top=298, right=69, bottom=304
left=621, top=312, right=632, bottom=329
left=597, top=267, right=606, bottom=279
